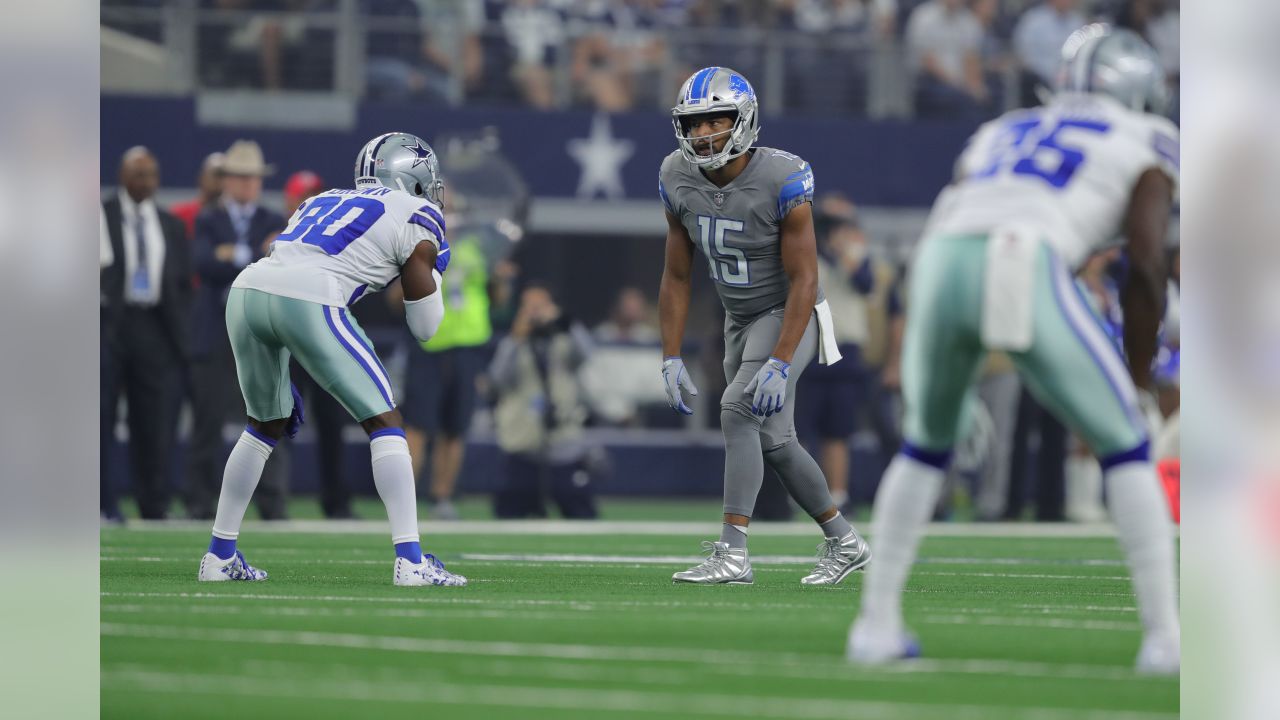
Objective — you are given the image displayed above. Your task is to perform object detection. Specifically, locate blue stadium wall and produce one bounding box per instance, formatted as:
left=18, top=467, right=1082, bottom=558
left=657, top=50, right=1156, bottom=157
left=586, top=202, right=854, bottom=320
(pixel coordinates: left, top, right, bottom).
left=101, top=95, right=976, bottom=207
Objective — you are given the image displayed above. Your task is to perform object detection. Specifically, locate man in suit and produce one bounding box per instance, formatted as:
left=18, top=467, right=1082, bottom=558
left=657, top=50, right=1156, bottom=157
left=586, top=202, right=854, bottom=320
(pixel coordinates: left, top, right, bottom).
left=185, top=140, right=288, bottom=519
left=102, top=147, right=191, bottom=520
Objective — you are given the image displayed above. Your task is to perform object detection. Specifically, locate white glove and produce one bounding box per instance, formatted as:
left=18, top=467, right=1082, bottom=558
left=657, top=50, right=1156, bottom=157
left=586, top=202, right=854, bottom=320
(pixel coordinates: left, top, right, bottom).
left=661, top=356, right=699, bottom=415
left=745, top=357, right=791, bottom=417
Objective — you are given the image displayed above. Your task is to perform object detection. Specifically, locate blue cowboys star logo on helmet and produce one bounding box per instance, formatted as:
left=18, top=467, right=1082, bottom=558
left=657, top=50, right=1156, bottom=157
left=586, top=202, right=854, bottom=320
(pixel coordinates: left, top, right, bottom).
left=402, top=140, right=433, bottom=169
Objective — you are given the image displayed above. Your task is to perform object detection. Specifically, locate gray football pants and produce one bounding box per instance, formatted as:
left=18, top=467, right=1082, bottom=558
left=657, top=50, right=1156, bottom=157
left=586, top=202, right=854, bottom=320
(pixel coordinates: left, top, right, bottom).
left=720, top=308, right=834, bottom=518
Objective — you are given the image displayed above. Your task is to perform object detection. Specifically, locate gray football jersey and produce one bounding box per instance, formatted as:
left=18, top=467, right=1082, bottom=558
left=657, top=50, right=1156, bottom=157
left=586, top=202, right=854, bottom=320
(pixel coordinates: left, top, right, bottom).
left=659, top=147, right=823, bottom=323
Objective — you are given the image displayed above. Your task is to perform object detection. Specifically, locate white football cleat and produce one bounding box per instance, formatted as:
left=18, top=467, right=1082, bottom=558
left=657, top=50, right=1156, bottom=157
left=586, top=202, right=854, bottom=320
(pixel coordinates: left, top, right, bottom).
left=846, top=616, right=920, bottom=664
left=801, top=530, right=872, bottom=586
left=1135, top=632, right=1180, bottom=675
left=394, top=554, right=467, bottom=587
left=672, top=541, right=754, bottom=584
left=198, top=551, right=268, bottom=582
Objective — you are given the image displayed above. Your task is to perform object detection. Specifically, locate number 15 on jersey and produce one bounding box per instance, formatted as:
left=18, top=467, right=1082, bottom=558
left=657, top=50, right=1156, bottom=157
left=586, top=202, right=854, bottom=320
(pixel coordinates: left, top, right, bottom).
left=696, top=216, right=750, bottom=286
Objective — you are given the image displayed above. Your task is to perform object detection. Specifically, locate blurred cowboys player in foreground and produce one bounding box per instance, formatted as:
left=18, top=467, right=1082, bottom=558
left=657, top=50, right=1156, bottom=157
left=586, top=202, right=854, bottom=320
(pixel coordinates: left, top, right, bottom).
left=847, top=26, right=1181, bottom=673
left=658, top=67, right=871, bottom=586
left=196, top=132, right=466, bottom=587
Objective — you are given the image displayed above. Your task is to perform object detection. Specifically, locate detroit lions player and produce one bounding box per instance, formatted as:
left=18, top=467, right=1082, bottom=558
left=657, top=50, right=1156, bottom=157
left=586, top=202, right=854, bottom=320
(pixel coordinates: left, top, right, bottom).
left=847, top=26, right=1180, bottom=673
left=197, top=132, right=466, bottom=587
left=659, top=67, right=871, bottom=585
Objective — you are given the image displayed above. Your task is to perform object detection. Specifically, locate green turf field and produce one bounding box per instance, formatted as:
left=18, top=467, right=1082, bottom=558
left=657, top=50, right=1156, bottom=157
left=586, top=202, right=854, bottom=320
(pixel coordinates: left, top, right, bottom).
left=101, top=523, right=1177, bottom=719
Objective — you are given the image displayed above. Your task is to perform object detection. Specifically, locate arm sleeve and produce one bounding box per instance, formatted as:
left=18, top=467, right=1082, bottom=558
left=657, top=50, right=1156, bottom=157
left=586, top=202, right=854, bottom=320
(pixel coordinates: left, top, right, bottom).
left=403, top=201, right=445, bottom=261
left=404, top=270, right=445, bottom=342
left=659, top=169, right=675, bottom=215
left=777, top=160, right=815, bottom=221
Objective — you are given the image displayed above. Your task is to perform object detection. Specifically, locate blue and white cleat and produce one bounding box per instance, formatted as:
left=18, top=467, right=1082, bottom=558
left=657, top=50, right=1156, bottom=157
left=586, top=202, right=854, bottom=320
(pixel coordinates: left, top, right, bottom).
left=846, top=617, right=921, bottom=664
left=198, top=551, right=268, bottom=582
left=394, top=554, right=467, bottom=587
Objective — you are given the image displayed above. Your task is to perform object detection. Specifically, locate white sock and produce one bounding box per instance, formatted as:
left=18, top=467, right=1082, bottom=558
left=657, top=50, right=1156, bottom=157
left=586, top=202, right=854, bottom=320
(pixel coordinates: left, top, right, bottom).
left=371, top=433, right=421, bottom=545
left=1105, top=461, right=1180, bottom=639
left=211, top=430, right=274, bottom=541
left=858, top=453, right=946, bottom=629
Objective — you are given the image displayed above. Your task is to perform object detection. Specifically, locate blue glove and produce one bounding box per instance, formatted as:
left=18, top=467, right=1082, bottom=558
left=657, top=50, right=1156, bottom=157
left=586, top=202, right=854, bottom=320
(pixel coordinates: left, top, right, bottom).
left=744, top=357, right=790, bottom=417
left=661, top=356, right=700, bottom=415
left=284, top=382, right=305, bottom=439
left=434, top=237, right=451, bottom=275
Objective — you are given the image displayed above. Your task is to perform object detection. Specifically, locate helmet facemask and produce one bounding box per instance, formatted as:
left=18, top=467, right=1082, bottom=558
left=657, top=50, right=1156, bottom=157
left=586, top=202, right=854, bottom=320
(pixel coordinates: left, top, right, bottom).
left=672, top=108, right=755, bottom=171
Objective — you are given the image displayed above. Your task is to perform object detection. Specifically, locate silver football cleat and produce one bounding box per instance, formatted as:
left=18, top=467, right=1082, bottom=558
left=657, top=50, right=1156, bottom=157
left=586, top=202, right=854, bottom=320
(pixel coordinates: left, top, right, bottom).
left=800, top=530, right=872, bottom=585
left=672, top=541, right=754, bottom=584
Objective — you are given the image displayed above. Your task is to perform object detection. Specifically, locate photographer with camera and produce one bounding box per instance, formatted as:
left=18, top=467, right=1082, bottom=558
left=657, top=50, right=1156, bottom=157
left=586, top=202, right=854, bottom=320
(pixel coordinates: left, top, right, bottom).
left=489, top=283, right=599, bottom=519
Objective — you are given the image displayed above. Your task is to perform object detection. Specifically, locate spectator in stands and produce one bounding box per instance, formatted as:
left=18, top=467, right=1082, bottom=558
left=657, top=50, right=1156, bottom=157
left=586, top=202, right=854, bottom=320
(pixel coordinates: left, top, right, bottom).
left=581, top=286, right=665, bottom=426
left=1013, top=0, right=1087, bottom=105
left=906, top=0, right=990, bottom=119
left=170, top=152, right=225, bottom=240
left=594, top=286, right=660, bottom=344
left=364, top=0, right=485, bottom=103
left=101, top=147, right=191, bottom=519
left=397, top=212, right=493, bottom=521
left=202, top=0, right=335, bottom=90
left=501, top=0, right=567, bottom=109
left=570, top=1, right=668, bottom=111
left=282, top=170, right=323, bottom=218
left=777, top=0, right=875, bottom=114
left=490, top=283, right=598, bottom=519
left=185, top=140, right=288, bottom=520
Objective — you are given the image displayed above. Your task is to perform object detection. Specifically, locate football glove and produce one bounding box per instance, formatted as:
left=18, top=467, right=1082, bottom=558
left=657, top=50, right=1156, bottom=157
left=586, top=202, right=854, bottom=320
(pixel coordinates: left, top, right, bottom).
left=662, top=356, right=699, bottom=415
left=745, top=357, right=790, bottom=417
left=284, top=382, right=305, bottom=439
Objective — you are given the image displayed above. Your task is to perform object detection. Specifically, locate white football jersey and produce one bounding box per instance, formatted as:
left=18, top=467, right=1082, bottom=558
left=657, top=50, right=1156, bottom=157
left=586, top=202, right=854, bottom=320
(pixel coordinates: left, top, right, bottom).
left=925, top=93, right=1179, bottom=267
left=233, top=186, right=444, bottom=306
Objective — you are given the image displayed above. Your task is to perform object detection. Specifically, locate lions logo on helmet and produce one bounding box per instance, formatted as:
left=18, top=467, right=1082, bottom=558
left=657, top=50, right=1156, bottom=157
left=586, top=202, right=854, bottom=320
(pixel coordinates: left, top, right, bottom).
left=354, top=132, right=445, bottom=205
left=671, top=67, right=760, bottom=171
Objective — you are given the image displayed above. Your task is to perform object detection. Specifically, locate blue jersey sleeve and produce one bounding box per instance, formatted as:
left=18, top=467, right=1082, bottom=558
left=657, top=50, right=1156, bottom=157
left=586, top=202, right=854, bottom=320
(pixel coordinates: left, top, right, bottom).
left=777, top=162, right=815, bottom=220
left=659, top=171, right=675, bottom=215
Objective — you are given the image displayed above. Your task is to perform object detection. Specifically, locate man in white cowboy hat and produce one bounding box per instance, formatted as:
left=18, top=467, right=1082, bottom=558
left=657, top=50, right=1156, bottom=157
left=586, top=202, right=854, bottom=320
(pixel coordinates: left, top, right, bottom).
left=185, top=140, right=289, bottom=521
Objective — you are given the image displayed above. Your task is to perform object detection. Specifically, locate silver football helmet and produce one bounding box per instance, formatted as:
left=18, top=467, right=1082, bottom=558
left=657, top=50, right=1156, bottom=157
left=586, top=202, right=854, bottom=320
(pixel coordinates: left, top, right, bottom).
left=353, top=132, right=444, bottom=205
left=1057, top=24, right=1169, bottom=115
left=671, top=67, right=760, bottom=171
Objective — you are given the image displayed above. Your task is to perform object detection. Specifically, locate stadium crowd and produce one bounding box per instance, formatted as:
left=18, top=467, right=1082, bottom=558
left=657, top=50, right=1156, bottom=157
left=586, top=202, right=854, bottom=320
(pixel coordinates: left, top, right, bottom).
left=102, top=0, right=1178, bottom=118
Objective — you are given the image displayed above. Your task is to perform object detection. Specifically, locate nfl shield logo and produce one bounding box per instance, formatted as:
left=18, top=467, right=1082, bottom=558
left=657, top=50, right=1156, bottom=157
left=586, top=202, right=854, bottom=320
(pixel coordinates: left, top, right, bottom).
left=713, top=192, right=725, bottom=208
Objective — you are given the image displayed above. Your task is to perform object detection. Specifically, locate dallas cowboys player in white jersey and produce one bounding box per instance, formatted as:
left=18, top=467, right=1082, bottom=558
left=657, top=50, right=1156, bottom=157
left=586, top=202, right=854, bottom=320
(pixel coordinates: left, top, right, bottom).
left=196, top=132, right=466, bottom=587
left=848, top=26, right=1180, bottom=673
left=659, top=67, right=871, bottom=585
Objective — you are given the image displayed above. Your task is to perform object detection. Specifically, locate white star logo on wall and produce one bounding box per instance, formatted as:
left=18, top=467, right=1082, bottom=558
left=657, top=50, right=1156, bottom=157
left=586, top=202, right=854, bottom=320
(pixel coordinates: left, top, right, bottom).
left=566, top=113, right=635, bottom=200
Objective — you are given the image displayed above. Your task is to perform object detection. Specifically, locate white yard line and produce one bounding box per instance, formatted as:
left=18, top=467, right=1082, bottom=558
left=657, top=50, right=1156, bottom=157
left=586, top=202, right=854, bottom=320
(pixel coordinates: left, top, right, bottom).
left=100, top=668, right=1175, bottom=720
left=100, top=623, right=1171, bottom=688
left=102, top=601, right=1140, bottom=628
left=919, top=614, right=1141, bottom=632
left=116, top=519, right=1127, bottom=538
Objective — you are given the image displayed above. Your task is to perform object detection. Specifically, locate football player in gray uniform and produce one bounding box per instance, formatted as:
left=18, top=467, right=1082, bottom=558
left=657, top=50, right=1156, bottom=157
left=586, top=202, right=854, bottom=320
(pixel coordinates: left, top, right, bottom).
left=658, top=67, right=871, bottom=586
